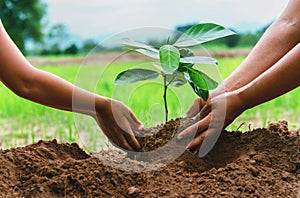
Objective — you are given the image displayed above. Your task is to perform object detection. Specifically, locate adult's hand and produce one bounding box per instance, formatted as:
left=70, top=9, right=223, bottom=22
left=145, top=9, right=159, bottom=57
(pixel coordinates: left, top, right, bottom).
left=95, top=97, right=143, bottom=151
left=178, top=92, right=245, bottom=154
left=184, top=97, right=207, bottom=118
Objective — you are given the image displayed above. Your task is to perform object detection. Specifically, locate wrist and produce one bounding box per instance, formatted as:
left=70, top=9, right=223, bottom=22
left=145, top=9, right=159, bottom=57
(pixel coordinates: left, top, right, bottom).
left=210, top=84, right=227, bottom=99
left=231, top=88, right=250, bottom=113
left=223, top=90, right=247, bottom=122
left=94, top=96, right=110, bottom=117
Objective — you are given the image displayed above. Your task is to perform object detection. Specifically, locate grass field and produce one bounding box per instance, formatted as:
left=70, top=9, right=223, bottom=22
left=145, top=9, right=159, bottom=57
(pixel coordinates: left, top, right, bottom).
left=0, top=57, right=299, bottom=150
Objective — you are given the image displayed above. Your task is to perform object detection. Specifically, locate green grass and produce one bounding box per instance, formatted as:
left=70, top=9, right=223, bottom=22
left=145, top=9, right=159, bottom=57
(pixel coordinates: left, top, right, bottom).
left=0, top=57, right=299, bottom=150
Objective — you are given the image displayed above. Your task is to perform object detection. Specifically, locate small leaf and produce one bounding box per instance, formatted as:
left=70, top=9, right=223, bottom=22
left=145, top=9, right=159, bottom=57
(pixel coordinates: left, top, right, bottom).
left=179, top=48, right=194, bottom=58
left=152, top=64, right=164, bottom=72
left=174, top=23, right=236, bottom=47
left=166, top=72, right=187, bottom=87
left=178, top=48, right=195, bottom=68
left=183, top=72, right=209, bottom=101
left=178, top=65, right=188, bottom=72
left=133, top=48, right=159, bottom=59
left=184, top=67, right=218, bottom=90
left=180, top=56, right=218, bottom=65
left=114, top=68, right=159, bottom=84
left=159, top=45, right=180, bottom=74
left=122, top=39, right=158, bottom=52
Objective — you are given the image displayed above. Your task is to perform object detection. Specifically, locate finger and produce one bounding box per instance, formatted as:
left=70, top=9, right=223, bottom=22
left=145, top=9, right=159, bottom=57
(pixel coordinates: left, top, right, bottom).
left=189, top=145, right=200, bottom=155
left=187, top=126, right=220, bottom=154
left=127, top=111, right=144, bottom=130
left=199, top=103, right=212, bottom=119
left=97, top=119, right=113, bottom=140
left=185, top=98, right=203, bottom=118
left=112, top=134, right=135, bottom=151
left=186, top=132, right=206, bottom=153
left=177, top=115, right=210, bottom=140
left=106, top=122, right=136, bottom=151
left=122, top=123, right=141, bottom=151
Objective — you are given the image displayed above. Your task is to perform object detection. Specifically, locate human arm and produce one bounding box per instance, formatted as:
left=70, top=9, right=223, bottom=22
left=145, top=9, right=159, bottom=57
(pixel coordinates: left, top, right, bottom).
left=221, top=0, right=300, bottom=93
left=179, top=42, right=300, bottom=153
left=0, top=20, right=142, bottom=151
left=186, top=0, right=300, bottom=118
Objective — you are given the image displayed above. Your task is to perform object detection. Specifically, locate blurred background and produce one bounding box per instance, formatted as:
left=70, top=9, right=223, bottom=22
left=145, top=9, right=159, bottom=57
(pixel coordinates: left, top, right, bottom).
left=1, top=0, right=298, bottom=151
left=0, top=0, right=288, bottom=55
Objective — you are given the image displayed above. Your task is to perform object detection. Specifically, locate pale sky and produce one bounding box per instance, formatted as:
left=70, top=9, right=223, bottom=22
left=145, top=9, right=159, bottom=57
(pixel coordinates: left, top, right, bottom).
left=45, top=0, right=288, bottom=40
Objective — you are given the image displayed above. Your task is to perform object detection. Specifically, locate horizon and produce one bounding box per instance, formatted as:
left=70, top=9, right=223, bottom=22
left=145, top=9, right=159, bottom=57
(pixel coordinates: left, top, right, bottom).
left=45, top=0, right=288, bottom=44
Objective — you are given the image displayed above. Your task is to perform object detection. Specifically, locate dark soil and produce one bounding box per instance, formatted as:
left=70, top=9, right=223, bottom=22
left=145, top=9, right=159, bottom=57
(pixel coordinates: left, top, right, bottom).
left=0, top=120, right=299, bottom=197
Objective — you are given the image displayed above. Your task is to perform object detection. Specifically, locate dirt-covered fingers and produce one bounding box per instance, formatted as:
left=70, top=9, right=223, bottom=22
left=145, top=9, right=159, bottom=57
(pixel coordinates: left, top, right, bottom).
left=111, top=134, right=135, bottom=151
left=186, top=132, right=206, bottom=153
left=121, top=123, right=141, bottom=151
left=186, top=126, right=219, bottom=154
left=108, top=126, right=137, bottom=151
left=98, top=118, right=137, bottom=151
left=185, top=98, right=205, bottom=118
left=177, top=116, right=210, bottom=140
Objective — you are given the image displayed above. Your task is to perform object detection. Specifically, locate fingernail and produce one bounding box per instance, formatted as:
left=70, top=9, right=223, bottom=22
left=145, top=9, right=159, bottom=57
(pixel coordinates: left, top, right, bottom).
left=177, top=135, right=182, bottom=140
left=138, top=125, right=144, bottom=130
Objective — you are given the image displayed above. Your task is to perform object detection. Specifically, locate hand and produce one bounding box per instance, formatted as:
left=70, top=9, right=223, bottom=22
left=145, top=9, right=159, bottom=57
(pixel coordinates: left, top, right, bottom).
left=94, top=97, right=143, bottom=151
left=178, top=91, right=245, bottom=155
left=184, top=97, right=207, bottom=118
left=185, top=87, right=225, bottom=118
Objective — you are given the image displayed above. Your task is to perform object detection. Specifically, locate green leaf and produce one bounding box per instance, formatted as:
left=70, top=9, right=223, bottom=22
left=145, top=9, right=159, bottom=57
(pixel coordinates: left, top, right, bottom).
left=183, top=72, right=209, bottom=101
left=178, top=66, right=188, bottom=72
left=152, top=64, right=164, bottom=72
left=174, top=23, right=236, bottom=47
left=178, top=48, right=195, bottom=67
left=183, top=67, right=218, bottom=90
left=159, top=45, right=180, bottom=74
left=179, top=48, right=194, bottom=58
left=122, top=39, right=158, bottom=53
left=191, top=83, right=209, bottom=101
left=133, top=48, right=159, bottom=59
left=180, top=56, right=218, bottom=65
left=166, top=72, right=187, bottom=87
left=114, top=68, right=159, bottom=84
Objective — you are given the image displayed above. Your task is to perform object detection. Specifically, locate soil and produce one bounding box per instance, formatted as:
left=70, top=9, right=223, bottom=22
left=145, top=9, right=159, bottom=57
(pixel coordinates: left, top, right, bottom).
left=0, top=120, right=299, bottom=197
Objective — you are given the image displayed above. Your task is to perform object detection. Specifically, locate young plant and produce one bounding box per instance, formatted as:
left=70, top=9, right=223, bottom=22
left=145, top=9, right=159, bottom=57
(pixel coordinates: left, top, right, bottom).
left=114, top=23, right=235, bottom=122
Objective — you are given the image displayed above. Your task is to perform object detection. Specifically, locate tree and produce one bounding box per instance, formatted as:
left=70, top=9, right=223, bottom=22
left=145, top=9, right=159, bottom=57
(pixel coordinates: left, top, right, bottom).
left=81, top=39, right=97, bottom=53
left=0, top=0, right=46, bottom=54
left=64, top=43, right=79, bottom=55
left=41, top=23, right=70, bottom=55
left=223, top=31, right=240, bottom=48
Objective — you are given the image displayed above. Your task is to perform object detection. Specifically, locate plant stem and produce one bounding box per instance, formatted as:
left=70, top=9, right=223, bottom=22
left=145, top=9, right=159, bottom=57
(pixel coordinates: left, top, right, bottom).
left=163, top=75, right=168, bottom=122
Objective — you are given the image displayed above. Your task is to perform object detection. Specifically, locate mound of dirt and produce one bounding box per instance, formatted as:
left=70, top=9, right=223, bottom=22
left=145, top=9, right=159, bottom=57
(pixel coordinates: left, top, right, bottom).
left=0, top=121, right=299, bottom=197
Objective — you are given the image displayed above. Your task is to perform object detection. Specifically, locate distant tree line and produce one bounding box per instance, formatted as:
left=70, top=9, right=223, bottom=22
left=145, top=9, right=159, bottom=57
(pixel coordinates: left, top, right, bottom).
left=39, top=23, right=104, bottom=55
left=1, top=0, right=104, bottom=56
left=1, top=0, right=272, bottom=56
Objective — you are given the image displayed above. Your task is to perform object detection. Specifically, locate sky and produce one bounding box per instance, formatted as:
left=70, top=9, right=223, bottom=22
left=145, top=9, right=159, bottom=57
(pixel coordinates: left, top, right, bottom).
left=45, top=0, right=288, bottom=41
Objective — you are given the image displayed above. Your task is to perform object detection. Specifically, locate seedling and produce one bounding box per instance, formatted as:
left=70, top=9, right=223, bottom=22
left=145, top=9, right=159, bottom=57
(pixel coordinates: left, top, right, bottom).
left=115, top=23, right=235, bottom=122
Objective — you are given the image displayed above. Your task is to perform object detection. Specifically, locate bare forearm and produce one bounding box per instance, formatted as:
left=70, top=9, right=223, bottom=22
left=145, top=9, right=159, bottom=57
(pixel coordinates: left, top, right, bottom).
left=238, top=43, right=300, bottom=110
left=0, top=20, right=106, bottom=117
left=221, top=0, right=300, bottom=94
left=23, top=69, right=106, bottom=117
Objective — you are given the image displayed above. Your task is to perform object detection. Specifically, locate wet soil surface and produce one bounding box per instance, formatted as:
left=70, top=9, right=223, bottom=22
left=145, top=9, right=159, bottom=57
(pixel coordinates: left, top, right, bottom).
left=0, top=120, right=299, bottom=197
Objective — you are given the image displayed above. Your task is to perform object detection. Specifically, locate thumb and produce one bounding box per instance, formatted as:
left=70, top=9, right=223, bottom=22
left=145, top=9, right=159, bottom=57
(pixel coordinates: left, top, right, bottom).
left=128, top=111, right=144, bottom=130
left=185, top=98, right=203, bottom=118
